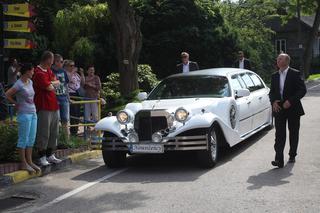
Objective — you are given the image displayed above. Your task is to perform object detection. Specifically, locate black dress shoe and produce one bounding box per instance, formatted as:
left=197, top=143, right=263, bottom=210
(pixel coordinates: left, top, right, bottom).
left=271, top=160, right=284, bottom=168
left=288, top=157, right=296, bottom=163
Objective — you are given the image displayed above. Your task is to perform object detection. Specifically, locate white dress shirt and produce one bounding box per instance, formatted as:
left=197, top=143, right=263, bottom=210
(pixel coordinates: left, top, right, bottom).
left=239, top=59, right=244, bottom=69
left=183, top=62, right=190, bottom=73
left=279, top=66, right=289, bottom=99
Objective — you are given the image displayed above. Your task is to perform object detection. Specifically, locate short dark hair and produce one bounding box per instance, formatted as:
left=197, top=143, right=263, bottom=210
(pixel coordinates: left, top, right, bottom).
left=9, top=58, right=17, bottom=65
left=87, top=65, right=94, bottom=70
left=20, top=63, right=34, bottom=75
left=41, top=51, right=54, bottom=62
left=54, top=54, right=63, bottom=62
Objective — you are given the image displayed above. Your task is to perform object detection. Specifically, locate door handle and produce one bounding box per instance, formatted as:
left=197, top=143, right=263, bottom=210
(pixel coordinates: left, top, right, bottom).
left=247, top=101, right=251, bottom=104
left=258, top=97, right=263, bottom=100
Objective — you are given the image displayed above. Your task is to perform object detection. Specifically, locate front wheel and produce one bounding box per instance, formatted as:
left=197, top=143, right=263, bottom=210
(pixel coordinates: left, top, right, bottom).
left=197, top=125, right=219, bottom=168
left=102, top=150, right=126, bottom=168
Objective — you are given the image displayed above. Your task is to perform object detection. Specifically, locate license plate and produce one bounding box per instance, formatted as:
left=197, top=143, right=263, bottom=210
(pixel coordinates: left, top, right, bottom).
left=130, top=144, right=164, bottom=154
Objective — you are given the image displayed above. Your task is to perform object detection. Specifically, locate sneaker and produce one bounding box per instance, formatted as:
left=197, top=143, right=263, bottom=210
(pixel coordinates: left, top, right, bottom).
left=39, top=156, right=50, bottom=166
left=47, top=154, right=62, bottom=164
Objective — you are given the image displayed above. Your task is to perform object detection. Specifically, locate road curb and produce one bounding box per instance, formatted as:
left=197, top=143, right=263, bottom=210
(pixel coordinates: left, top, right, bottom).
left=0, top=150, right=101, bottom=188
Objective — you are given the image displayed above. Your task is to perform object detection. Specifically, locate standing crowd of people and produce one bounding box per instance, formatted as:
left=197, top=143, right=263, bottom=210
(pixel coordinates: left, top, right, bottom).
left=2, top=51, right=101, bottom=172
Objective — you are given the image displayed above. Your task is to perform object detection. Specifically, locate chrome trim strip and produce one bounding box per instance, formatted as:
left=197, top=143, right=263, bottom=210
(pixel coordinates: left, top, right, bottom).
left=102, top=135, right=209, bottom=151
left=239, top=106, right=270, bottom=122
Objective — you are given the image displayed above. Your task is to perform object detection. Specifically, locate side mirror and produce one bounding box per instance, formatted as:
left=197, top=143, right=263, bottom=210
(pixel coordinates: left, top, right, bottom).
left=235, top=88, right=250, bottom=98
left=137, top=92, right=148, bottom=101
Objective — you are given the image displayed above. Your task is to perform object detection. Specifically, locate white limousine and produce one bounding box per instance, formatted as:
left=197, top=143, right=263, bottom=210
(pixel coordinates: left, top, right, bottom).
left=95, top=68, right=272, bottom=168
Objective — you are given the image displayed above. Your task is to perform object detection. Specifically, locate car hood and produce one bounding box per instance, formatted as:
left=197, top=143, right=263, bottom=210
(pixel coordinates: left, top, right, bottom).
left=125, top=98, right=227, bottom=115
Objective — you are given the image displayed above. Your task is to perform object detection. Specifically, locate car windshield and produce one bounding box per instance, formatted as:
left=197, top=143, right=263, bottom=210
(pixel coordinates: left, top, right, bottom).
left=147, top=75, right=230, bottom=100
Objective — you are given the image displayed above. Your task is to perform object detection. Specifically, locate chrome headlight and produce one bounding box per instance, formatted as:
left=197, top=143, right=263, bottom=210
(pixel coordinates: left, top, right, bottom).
left=152, top=132, right=163, bottom=143
left=116, top=109, right=134, bottom=125
left=174, top=107, right=189, bottom=123
left=128, top=132, right=139, bottom=143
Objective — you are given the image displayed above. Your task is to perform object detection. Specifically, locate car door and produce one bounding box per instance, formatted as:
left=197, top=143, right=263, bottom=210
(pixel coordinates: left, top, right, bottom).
left=230, top=74, right=253, bottom=136
left=248, top=73, right=271, bottom=129
left=240, top=72, right=265, bottom=132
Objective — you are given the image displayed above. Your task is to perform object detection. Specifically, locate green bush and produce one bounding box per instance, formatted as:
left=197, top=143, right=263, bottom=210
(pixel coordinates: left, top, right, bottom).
left=0, top=124, right=19, bottom=162
left=137, top=64, right=159, bottom=91
left=57, top=129, right=88, bottom=149
left=70, top=37, right=95, bottom=68
left=0, top=124, right=88, bottom=163
left=101, top=64, right=159, bottom=115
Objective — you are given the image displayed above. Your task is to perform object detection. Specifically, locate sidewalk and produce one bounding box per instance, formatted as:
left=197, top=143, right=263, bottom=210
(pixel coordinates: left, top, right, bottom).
left=0, top=150, right=101, bottom=188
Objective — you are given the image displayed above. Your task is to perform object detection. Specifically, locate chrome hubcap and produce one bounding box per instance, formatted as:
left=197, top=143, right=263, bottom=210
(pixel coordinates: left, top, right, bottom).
left=209, top=129, right=217, bottom=161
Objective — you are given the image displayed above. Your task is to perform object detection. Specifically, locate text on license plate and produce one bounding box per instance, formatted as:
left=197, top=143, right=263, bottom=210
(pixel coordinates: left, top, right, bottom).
left=130, top=144, right=164, bottom=154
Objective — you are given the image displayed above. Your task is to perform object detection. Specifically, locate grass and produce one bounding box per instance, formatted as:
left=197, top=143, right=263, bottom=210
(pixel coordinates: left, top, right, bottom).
left=308, top=74, right=320, bottom=81
left=58, top=130, right=88, bottom=149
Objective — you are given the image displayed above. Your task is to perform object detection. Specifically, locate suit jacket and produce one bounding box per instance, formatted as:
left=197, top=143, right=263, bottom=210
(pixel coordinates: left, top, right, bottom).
left=234, top=58, right=252, bottom=70
left=176, top=61, right=199, bottom=73
left=269, top=68, right=307, bottom=117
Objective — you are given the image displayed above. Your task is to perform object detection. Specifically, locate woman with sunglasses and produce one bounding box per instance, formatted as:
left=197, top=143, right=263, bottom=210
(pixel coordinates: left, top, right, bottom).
left=64, top=60, right=85, bottom=136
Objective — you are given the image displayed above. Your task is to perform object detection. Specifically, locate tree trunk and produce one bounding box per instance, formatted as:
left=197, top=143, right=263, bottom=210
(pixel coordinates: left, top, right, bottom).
left=107, top=0, right=142, bottom=96
left=303, top=3, right=320, bottom=79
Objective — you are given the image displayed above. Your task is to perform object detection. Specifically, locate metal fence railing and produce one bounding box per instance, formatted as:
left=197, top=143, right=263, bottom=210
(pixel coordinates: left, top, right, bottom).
left=69, top=96, right=102, bottom=148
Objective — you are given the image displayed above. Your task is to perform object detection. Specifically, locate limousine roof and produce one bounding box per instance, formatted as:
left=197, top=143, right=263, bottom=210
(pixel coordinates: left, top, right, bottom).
left=170, top=68, right=253, bottom=78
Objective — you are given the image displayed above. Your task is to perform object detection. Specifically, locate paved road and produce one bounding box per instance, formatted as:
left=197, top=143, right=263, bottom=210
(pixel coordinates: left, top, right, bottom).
left=1, top=81, right=320, bottom=213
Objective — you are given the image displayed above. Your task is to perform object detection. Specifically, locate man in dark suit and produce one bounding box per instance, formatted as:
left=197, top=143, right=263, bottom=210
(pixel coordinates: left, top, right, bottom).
left=234, top=51, right=252, bottom=70
left=269, top=53, right=306, bottom=168
left=176, top=52, right=199, bottom=73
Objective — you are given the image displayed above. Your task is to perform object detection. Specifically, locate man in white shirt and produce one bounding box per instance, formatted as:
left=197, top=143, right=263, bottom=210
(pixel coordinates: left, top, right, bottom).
left=269, top=53, right=306, bottom=168
left=234, top=51, right=252, bottom=70
left=176, top=52, right=199, bottom=73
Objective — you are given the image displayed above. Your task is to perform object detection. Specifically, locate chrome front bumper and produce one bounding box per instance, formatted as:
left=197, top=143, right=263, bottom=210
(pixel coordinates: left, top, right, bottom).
left=102, top=135, right=209, bottom=152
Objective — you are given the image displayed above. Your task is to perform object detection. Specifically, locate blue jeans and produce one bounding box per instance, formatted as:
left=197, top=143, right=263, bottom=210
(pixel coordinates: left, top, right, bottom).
left=58, top=101, right=70, bottom=123
left=17, top=113, right=37, bottom=149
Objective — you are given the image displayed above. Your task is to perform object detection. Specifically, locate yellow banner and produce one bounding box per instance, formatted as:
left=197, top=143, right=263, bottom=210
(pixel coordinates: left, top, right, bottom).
left=4, top=39, right=33, bottom=49
left=4, top=21, right=32, bottom=33
left=3, top=3, right=35, bottom=17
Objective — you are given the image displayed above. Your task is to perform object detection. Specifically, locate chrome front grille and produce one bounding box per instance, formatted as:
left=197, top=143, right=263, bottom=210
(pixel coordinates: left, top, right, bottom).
left=134, top=110, right=169, bottom=140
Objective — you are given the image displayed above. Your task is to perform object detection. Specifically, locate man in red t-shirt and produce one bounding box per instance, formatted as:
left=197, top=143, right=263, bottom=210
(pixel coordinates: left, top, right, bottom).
left=33, top=51, right=62, bottom=166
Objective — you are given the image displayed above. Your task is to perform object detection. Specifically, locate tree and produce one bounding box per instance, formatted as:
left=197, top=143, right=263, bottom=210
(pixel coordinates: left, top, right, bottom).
left=107, top=0, right=143, bottom=96
left=301, top=1, right=320, bottom=78
left=220, top=0, right=278, bottom=82
left=280, top=0, right=320, bottom=78
left=132, top=0, right=239, bottom=78
left=53, top=3, right=117, bottom=77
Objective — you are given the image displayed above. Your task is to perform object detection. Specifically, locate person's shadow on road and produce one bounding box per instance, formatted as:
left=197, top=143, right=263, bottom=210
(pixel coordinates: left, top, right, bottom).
left=247, top=163, right=294, bottom=190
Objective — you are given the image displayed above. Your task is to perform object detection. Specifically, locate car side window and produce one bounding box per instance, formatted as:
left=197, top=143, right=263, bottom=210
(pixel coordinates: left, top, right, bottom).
left=230, top=75, right=243, bottom=91
left=236, top=75, right=246, bottom=88
left=248, top=73, right=265, bottom=90
left=240, top=73, right=255, bottom=92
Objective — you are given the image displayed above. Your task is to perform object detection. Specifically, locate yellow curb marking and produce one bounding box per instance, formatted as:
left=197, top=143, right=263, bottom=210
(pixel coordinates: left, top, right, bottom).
left=69, top=150, right=101, bottom=163
left=4, top=150, right=102, bottom=184
left=4, top=170, right=41, bottom=184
